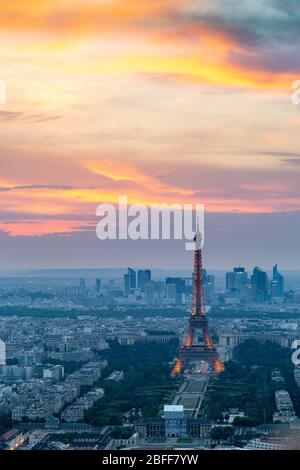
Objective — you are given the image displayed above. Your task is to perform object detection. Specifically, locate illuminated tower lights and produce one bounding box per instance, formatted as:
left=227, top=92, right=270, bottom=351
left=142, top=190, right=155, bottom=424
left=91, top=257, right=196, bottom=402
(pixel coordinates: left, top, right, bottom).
left=172, top=224, right=224, bottom=376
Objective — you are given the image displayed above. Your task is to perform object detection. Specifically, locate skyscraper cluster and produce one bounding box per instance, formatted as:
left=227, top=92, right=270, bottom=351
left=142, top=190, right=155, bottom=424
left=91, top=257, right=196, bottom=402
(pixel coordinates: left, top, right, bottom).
left=225, top=264, right=284, bottom=304
left=122, top=268, right=215, bottom=306
left=123, top=268, right=151, bottom=297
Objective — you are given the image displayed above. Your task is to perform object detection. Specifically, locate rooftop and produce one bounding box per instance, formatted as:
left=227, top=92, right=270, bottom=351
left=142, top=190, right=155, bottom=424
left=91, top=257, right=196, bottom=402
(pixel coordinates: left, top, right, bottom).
left=164, top=405, right=184, bottom=413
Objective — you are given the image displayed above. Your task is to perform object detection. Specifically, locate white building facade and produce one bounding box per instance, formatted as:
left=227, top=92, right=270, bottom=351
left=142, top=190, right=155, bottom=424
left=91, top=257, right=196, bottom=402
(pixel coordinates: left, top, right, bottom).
left=0, top=340, right=6, bottom=365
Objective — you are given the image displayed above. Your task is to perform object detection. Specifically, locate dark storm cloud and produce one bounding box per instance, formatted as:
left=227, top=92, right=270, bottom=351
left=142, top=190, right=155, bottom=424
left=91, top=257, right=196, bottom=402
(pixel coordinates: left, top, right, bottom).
left=178, top=0, right=300, bottom=74
left=182, top=0, right=300, bottom=42
left=229, top=47, right=300, bottom=74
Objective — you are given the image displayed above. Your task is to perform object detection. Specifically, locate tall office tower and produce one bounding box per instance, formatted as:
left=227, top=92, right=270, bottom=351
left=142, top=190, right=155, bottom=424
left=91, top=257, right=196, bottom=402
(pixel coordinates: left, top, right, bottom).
left=166, top=283, right=177, bottom=303
left=137, top=269, right=152, bottom=289
left=226, top=267, right=248, bottom=290
left=226, top=267, right=248, bottom=301
left=96, top=278, right=102, bottom=294
left=137, top=270, right=144, bottom=289
left=205, top=275, right=215, bottom=304
left=272, top=264, right=284, bottom=297
left=226, top=271, right=235, bottom=290
left=108, top=279, right=115, bottom=292
left=145, top=283, right=154, bottom=305
left=251, top=267, right=269, bottom=302
left=123, top=273, right=130, bottom=297
left=79, top=278, right=87, bottom=297
left=127, top=268, right=136, bottom=289
left=0, top=339, right=6, bottom=365
left=172, top=224, right=224, bottom=377
left=154, top=281, right=166, bottom=297
left=233, top=267, right=248, bottom=298
left=207, top=274, right=215, bottom=285
left=270, top=280, right=279, bottom=299
left=166, top=278, right=186, bottom=294
left=166, top=277, right=186, bottom=305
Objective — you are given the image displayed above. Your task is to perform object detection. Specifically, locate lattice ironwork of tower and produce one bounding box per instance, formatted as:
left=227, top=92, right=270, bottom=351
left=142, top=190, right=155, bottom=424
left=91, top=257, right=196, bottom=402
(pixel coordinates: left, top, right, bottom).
left=172, top=226, right=224, bottom=377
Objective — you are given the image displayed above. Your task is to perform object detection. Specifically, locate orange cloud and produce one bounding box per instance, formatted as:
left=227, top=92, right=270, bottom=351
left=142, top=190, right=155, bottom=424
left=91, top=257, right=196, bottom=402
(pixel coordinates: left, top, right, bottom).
left=74, top=55, right=291, bottom=91
left=0, top=0, right=182, bottom=33
left=1, top=0, right=294, bottom=92
left=0, top=220, right=92, bottom=237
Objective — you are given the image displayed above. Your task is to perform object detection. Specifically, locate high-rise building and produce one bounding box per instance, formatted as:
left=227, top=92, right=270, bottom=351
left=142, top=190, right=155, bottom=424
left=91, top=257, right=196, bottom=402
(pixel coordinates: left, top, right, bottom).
left=205, top=275, right=215, bottom=304
left=0, top=339, right=6, bottom=365
left=166, top=278, right=186, bottom=305
left=251, top=267, right=269, bottom=302
left=166, top=283, right=177, bottom=303
left=271, top=264, right=284, bottom=298
left=145, top=283, right=154, bottom=305
left=96, top=278, right=101, bottom=294
left=226, top=267, right=247, bottom=289
left=226, top=272, right=235, bottom=290
left=79, top=278, right=87, bottom=297
left=137, top=270, right=151, bottom=289
left=166, top=278, right=186, bottom=295
left=123, top=273, right=130, bottom=297
left=127, top=268, right=136, bottom=289
left=226, top=267, right=248, bottom=301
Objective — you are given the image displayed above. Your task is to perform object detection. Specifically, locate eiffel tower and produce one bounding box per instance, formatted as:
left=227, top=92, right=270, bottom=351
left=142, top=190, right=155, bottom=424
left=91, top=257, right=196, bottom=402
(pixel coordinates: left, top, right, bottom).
left=172, top=223, right=224, bottom=377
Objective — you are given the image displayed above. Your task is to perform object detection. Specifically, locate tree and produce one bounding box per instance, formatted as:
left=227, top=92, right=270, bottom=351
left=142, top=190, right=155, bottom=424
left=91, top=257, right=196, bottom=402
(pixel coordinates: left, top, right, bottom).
left=211, top=426, right=233, bottom=441
left=232, top=416, right=259, bottom=427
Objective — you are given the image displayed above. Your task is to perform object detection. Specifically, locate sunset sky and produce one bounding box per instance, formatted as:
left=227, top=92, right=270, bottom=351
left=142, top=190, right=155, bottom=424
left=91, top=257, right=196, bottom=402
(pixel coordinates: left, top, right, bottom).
left=0, top=0, right=300, bottom=269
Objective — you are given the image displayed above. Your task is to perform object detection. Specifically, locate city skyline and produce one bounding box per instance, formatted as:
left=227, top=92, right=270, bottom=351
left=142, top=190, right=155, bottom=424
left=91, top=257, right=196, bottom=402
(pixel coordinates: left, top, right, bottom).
left=0, top=262, right=291, bottom=309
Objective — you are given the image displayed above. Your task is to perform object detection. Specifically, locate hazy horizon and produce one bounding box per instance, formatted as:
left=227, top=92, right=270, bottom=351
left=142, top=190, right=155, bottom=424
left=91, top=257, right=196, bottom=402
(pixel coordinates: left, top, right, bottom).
left=1, top=211, right=299, bottom=270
